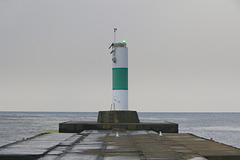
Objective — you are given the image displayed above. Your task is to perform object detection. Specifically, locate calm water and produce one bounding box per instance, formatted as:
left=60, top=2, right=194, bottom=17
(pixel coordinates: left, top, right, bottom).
left=0, top=112, right=239, bottom=148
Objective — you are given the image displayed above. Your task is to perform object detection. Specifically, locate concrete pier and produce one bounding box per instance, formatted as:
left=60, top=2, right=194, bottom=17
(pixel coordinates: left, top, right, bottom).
left=1, top=131, right=240, bottom=160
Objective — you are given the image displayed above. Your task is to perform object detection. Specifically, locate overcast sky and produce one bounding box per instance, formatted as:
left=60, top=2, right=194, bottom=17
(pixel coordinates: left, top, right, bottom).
left=1, top=0, right=240, bottom=112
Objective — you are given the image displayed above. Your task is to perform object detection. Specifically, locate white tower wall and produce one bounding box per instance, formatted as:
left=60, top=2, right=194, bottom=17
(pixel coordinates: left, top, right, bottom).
left=111, top=43, right=128, bottom=110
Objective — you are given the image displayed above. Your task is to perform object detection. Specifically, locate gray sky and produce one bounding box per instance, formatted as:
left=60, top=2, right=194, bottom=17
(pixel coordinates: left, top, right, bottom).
left=1, top=0, right=240, bottom=112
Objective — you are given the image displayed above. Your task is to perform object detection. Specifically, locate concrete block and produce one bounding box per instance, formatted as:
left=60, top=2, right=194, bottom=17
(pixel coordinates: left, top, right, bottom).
left=97, top=110, right=140, bottom=123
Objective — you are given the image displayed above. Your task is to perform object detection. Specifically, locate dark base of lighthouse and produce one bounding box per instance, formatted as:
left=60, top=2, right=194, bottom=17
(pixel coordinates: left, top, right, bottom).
left=97, top=110, right=140, bottom=123
left=59, top=121, right=178, bottom=133
left=59, top=110, right=178, bottom=133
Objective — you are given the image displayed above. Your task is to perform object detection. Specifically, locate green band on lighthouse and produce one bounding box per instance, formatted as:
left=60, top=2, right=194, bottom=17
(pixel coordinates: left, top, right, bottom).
left=112, top=68, right=128, bottom=90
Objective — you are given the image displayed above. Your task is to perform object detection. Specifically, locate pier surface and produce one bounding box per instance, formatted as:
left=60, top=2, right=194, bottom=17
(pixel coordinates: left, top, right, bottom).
left=59, top=121, right=178, bottom=133
left=1, top=131, right=240, bottom=160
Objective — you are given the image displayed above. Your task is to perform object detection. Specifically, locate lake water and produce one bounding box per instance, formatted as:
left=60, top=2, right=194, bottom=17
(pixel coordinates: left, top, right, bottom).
left=0, top=112, right=239, bottom=148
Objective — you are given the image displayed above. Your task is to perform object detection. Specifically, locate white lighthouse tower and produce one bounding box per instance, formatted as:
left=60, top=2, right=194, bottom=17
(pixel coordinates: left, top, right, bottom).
left=110, top=28, right=128, bottom=110
left=97, top=28, right=139, bottom=123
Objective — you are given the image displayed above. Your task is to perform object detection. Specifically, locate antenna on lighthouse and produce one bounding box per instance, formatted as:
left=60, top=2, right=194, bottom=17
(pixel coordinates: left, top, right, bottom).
left=114, top=28, right=117, bottom=43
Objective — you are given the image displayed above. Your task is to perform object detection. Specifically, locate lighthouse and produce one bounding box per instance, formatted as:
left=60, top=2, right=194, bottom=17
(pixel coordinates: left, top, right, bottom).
left=97, top=28, right=139, bottom=123
left=111, top=41, right=128, bottom=110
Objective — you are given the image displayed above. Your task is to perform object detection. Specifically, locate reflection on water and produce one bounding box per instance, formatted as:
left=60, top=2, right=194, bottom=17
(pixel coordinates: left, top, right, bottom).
left=0, top=112, right=239, bottom=148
